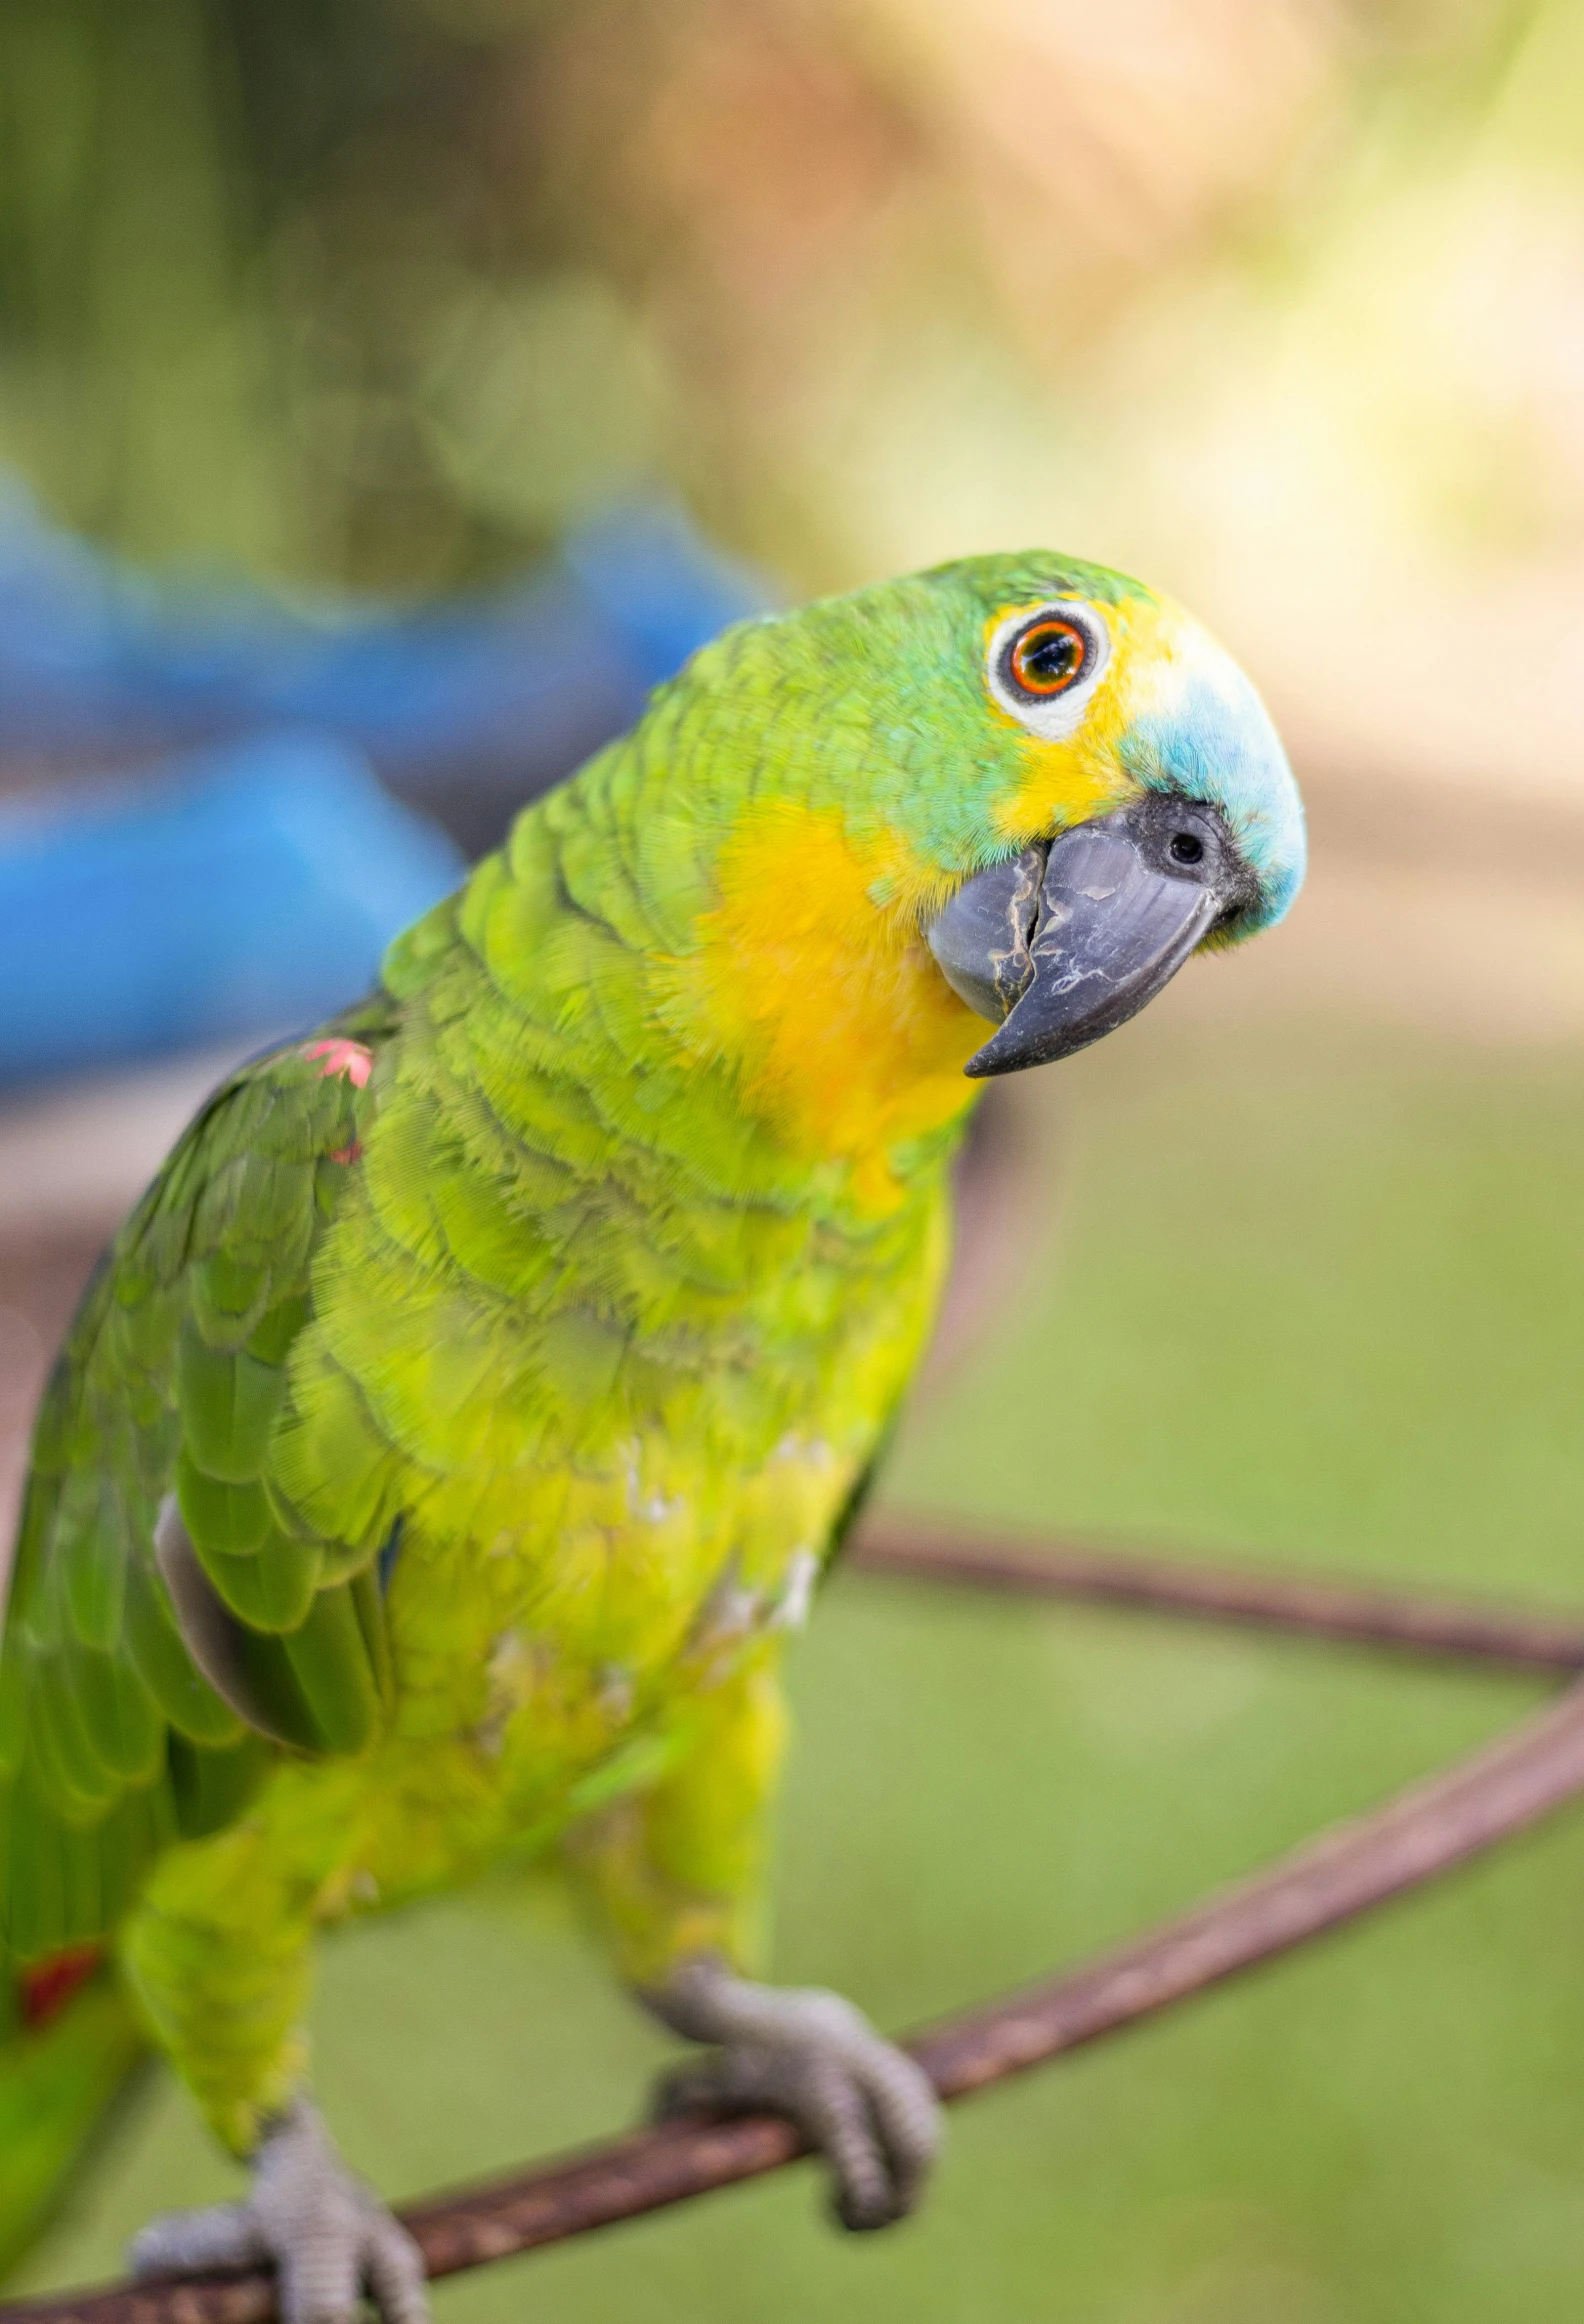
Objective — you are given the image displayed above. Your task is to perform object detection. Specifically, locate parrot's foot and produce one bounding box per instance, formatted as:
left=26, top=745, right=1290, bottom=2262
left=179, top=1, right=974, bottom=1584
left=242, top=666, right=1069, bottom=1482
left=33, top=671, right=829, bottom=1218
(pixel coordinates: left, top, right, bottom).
left=644, top=1955, right=940, bottom=2231
left=128, top=2097, right=429, bottom=2324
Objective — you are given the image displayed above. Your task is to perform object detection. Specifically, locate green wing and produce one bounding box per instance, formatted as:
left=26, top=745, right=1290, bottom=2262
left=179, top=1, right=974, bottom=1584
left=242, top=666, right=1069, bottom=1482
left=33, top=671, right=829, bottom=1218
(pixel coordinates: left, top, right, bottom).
left=0, top=1013, right=396, bottom=1969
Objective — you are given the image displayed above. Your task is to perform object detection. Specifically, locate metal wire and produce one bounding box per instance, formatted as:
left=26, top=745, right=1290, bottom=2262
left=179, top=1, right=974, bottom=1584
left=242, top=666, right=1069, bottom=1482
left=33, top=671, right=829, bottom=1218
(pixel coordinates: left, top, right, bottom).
left=852, top=1518, right=1584, bottom=1671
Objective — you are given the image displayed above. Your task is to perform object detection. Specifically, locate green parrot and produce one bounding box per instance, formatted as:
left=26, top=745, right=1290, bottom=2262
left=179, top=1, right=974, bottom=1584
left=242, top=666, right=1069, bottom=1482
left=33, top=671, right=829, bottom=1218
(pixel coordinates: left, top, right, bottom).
left=0, top=552, right=1304, bottom=2315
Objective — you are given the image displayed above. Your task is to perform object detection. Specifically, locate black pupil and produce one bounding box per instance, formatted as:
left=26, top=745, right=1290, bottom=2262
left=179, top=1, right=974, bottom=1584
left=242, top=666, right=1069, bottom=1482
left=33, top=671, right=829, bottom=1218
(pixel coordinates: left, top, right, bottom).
left=1169, top=831, right=1205, bottom=866
left=1023, top=626, right=1080, bottom=684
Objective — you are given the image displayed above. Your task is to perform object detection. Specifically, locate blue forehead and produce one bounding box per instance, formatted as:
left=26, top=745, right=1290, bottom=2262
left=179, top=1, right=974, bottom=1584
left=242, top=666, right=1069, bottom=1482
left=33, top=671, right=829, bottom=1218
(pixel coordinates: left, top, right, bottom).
left=1121, top=673, right=1306, bottom=931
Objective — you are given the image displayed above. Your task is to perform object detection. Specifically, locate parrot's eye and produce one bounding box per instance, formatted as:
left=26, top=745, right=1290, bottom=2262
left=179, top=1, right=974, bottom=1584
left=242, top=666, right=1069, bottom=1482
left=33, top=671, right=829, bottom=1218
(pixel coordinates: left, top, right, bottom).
left=1169, top=830, right=1205, bottom=866
left=987, top=600, right=1110, bottom=741
left=1008, top=618, right=1088, bottom=698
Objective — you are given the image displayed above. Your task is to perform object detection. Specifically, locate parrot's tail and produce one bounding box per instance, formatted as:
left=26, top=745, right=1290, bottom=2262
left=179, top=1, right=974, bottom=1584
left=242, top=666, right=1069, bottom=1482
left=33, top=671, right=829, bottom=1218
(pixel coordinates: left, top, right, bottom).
left=0, top=1950, right=148, bottom=2280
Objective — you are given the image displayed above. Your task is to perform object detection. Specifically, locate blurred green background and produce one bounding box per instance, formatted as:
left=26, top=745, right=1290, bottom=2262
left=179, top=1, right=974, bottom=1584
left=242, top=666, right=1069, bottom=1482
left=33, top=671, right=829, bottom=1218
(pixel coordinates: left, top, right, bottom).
left=6, top=0, right=1584, bottom=796
left=10, top=0, right=1584, bottom=2317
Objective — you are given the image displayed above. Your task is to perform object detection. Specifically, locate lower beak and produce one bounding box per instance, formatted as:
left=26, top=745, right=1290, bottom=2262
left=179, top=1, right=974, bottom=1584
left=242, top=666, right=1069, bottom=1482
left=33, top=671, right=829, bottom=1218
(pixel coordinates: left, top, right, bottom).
left=927, top=797, right=1243, bottom=1079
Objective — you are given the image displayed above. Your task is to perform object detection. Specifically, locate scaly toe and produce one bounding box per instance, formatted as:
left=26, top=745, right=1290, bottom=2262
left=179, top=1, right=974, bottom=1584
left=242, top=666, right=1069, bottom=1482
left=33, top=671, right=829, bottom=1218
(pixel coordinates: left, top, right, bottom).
left=643, top=1960, right=943, bottom=2233
left=127, top=2100, right=430, bottom=2324
left=130, top=2202, right=269, bottom=2278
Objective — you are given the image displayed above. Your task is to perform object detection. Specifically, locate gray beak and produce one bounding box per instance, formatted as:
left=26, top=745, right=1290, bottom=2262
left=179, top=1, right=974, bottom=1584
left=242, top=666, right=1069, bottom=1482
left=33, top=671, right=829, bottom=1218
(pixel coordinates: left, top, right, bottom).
left=927, top=794, right=1256, bottom=1078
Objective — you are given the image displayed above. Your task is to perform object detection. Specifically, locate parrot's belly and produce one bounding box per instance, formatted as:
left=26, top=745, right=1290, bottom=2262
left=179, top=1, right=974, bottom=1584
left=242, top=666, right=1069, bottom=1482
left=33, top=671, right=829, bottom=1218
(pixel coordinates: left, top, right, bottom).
left=262, top=1424, right=861, bottom=1924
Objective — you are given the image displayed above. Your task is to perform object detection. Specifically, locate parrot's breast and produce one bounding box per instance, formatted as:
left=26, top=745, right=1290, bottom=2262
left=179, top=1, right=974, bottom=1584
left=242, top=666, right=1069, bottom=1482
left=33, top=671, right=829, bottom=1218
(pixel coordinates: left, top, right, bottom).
left=252, top=754, right=970, bottom=1917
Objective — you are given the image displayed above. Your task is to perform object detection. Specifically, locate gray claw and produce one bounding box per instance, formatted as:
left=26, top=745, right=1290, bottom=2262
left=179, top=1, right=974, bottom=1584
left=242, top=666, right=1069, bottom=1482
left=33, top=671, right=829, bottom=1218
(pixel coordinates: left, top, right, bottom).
left=129, top=2098, right=429, bottom=2324
left=644, top=1956, right=941, bottom=2231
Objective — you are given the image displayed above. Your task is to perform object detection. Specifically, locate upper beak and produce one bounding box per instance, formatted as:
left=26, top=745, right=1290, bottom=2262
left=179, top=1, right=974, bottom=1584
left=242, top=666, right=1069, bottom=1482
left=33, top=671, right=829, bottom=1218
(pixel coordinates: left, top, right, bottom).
left=927, top=795, right=1255, bottom=1078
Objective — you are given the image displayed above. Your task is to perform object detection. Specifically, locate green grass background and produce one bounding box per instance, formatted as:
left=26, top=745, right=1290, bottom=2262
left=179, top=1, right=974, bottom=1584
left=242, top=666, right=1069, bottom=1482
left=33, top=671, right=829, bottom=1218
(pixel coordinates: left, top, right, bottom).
left=18, top=997, right=1584, bottom=2323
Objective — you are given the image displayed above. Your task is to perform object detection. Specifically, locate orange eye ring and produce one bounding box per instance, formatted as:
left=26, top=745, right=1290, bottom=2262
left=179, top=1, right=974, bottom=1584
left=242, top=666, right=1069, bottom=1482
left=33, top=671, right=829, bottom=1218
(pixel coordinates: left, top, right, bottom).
left=1008, top=616, right=1090, bottom=698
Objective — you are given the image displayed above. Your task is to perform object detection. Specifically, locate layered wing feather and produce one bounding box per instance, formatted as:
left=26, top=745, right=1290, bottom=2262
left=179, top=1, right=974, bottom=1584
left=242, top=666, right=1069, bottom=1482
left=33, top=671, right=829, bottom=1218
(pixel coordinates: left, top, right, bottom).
left=0, top=1013, right=397, bottom=1967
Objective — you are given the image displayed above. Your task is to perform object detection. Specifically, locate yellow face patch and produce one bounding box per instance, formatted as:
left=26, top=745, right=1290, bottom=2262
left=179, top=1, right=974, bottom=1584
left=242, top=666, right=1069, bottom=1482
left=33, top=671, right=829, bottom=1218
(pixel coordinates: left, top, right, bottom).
left=987, top=590, right=1178, bottom=845
left=659, top=802, right=984, bottom=1214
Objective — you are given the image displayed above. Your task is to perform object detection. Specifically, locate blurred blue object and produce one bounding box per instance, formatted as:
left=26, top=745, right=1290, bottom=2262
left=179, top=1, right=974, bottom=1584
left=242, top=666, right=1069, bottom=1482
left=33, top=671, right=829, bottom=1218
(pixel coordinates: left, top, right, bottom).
left=0, top=482, right=768, bottom=1085
left=0, top=734, right=464, bottom=1085
left=0, top=484, right=767, bottom=856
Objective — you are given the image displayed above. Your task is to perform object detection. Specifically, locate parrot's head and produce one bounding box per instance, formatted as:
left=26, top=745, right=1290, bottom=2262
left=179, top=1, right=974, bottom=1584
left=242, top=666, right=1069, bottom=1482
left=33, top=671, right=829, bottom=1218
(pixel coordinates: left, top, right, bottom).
left=658, top=549, right=1304, bottom=1199
left=896, top=550, right=1306, bottom=1077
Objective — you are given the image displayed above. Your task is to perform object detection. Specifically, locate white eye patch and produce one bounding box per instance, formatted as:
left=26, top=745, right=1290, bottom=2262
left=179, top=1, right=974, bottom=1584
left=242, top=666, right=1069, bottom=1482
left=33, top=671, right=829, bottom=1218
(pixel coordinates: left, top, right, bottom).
left=986, top=600, right=1113, bottom=741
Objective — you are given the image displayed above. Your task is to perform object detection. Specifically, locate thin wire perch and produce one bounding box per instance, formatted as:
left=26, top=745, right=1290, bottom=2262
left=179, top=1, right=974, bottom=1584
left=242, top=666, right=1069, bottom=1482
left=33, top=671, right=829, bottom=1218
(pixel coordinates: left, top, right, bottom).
left=11, top=1518, right=1584, bottom=2324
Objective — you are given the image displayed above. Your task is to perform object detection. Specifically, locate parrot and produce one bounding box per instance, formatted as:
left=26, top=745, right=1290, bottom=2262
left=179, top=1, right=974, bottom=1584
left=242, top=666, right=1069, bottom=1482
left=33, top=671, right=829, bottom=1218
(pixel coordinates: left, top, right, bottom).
left=0, top=550, right=1304, bottom=2318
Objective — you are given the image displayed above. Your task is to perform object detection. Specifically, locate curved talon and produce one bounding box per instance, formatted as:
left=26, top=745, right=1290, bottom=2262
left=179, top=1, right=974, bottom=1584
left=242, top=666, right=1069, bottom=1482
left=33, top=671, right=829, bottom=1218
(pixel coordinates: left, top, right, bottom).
left=644, top=1956, right=940, bottom=2231
left=129, top=2098, right=429, bottom=2324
